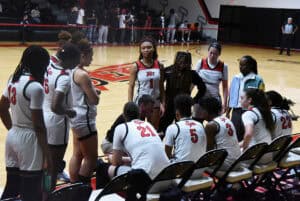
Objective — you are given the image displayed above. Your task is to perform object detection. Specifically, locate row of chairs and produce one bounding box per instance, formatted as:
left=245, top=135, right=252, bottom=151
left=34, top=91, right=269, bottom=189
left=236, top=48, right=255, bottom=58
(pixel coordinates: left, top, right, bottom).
left=3, top=135, right=300, bottom=201
left=95, top=135, right=300, bottom=201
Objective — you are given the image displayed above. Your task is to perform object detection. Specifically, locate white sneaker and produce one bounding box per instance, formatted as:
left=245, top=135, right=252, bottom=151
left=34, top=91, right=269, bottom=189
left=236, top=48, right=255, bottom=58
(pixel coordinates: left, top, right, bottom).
left=57, top=171, right=70, bottom=182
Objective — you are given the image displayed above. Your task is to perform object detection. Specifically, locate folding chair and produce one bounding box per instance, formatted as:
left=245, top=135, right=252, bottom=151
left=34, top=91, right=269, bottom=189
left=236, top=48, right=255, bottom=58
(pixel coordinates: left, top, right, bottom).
left=243, top=135, right=292, bottom=198
left=177, top=149, right=228, bottom=201
left=47, top=182, right=92, bottom=201
left=0, top=198, right=21, bottom=201
left=210, top=143, right=268, bottom=200
left=146, top=161, right=195, bottom=201
left=271, top=137, right=300, bottom=193
left=95, top=169, right=152, bottom=201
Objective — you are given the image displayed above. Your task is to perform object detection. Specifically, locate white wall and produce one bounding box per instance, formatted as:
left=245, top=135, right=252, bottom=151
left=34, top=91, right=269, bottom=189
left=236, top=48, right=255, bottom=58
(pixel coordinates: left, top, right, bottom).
left=147, top=0, right=300, bottom=39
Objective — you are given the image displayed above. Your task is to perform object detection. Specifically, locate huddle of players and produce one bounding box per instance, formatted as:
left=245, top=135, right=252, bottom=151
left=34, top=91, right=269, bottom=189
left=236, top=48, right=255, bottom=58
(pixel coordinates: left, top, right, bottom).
left=0, top=31, right=99, bottom=201
left=0, top=33, right=294, bottom=200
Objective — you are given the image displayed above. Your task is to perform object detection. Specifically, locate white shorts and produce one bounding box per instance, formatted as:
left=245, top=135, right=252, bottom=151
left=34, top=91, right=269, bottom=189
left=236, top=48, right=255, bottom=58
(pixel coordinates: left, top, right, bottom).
left=6, top=127, right=43, bottom=171
left=72, top=123, right=97, bottom=140
left=44, top=114, right=69, bottom=145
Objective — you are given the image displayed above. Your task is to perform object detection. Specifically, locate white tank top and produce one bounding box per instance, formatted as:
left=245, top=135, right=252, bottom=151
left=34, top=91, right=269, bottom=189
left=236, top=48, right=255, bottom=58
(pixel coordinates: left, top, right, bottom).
left=134, top=60, right=161, bottom=104
left=113, top=119, right=169, bottom=179
left=43, top=63, right=72, bottom=113
left=271, top=108, right=292, bottom=139
left=165, top=118, right=207, bottom=163
left=70, top=67, right=97, bottom=128
left=213, top=116, right=241, bottom=165
left=3, top=74, right=44, bottom=129
left=242, top=107, right=272, bottom=146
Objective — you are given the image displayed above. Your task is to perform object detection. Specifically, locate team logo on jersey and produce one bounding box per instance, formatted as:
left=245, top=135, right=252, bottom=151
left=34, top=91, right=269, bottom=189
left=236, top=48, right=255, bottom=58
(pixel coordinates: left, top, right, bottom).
left=89, top=63, right=132, bottom=91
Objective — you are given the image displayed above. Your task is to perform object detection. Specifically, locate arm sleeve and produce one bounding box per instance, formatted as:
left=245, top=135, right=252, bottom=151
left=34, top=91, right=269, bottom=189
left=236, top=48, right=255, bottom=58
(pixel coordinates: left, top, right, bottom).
left=26, top=82, right=44, bottom=110
left=55, top=75, right=70, bottom=94
left=113, top=124, right=126, bottom=151
left=242, top=111, right=257, bottom=126
left=164, top=125, right=177, bottom=146
left=194, top=59, right=202, bottom=72
left=191, top=70, right=206, bottom=101
left=222, top=64, right=228, bottom=80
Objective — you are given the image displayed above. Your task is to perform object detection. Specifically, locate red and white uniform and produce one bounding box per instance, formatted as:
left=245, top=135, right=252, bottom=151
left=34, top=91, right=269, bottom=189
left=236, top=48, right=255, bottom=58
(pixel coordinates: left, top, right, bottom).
left=165, top=118, right=206, bottom=163
left=113, top=119, right=169, bottom=179
left=43, top=61, right=72, bottom=145
left=3, top=74, right=44, bottom=171
left=195, top=58, right=228, bottom=100
left=134, top=60, right=161, bottom=107
left=271, top=107, right=292, bottom=139
left=213, top=117, right=241, bottom=169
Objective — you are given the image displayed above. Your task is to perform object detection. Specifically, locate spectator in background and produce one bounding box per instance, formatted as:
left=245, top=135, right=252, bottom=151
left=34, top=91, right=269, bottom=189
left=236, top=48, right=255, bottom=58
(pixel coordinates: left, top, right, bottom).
left=166, top=8, right=179, bottom=44
left=98, top=10, right=109, bottom=44
left=109, top=7, right=120, bottom=44
left=143, top=10, right=152, bottom=37
left=76, top=5, right=85, bottom=26
left=118, top=8, right=127, bottom=44
left=179, top=20, right=191, bottom=42
left=279, top=17, right=298, bottom=56
left=30, top=4, right=41, bottom=24
left=86, top=10, right=97, bottom=44
left=158, top=11, right=165, bottom=44
left=68, top=5, right=78, bottom=25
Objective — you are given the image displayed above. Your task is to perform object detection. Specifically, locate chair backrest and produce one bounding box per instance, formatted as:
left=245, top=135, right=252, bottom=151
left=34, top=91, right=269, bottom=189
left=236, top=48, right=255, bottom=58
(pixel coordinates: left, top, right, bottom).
left=95, top=169, right=152, bottom=201
left=177, top=149, right=228, bottom=189
left=47, top=182, right=92, bottom=201
left=275, top=137, right=300, bottom=162
left=0, top=198, right=21, bottom=201
left=152, top=161, right=195, bottom=182
left=219, top=143, right=268, bottom=180
left=266, top=135, right=292, bottom=161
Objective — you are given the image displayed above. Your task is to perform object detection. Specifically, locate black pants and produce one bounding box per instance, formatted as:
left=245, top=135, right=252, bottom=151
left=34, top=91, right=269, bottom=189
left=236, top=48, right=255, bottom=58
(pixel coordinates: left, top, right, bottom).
left=280, top=34, right=293, bottom=55
left=231, top=108, right=246, bottom=142
left=158, top=102, right=175, bottom=134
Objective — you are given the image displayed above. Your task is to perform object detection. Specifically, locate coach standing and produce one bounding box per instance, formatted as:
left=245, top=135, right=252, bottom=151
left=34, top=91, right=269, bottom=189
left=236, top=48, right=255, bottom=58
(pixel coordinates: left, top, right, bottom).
left=279, top=17, right=298, bottom=56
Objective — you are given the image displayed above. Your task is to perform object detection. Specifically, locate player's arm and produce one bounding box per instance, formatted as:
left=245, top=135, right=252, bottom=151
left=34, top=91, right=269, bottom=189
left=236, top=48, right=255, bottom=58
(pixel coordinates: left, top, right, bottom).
left=165, top=145, right=173, bottom=159
left=164, top=125, right=176, bottom=159
left=0, top=95, right=12, bottom=130
left=240, top=124, right=254, bottom=151
left=77, top=70, right=99, bottom=105
left=293, top=24, right=298, bottom=34
left=205, top=122, right=218, bottom=151
left=222, top=65, right=229, bottom=113
left=191, top=70, right=206, bottom=100
left=128, top=63, right=137, bottom=101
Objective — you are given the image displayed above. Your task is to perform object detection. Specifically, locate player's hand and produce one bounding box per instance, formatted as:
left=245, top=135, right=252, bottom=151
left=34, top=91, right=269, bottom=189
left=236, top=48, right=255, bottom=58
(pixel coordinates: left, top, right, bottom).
left=66, top=109, right=76, bottom=118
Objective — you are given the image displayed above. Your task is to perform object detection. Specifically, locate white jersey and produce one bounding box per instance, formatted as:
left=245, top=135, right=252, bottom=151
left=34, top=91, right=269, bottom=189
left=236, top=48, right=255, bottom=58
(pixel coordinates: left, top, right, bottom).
left=165, top=118, right=207, bottom=163
left=134, top=60, right=161, bottom=105
left=113, top=119, right=169, bottom=179
left=70, top=67, right=97, bottom=129
left=3, top=74, right=44, bottom=129
left=43, top=62, right=72, bottom=145
left=195, top=58, right=228, bottom=100
left=271, top=108, right=292, bottom=139
left=242, top=107, right=272, bottom=147
left=213, top=117, right=241, bottom=167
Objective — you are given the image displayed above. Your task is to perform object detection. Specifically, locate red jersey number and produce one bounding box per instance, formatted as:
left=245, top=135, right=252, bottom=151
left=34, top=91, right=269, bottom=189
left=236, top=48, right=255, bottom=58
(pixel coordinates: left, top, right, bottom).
left=226, top=123, right=233, bottom=136
left=137, top=125, right=156, bottom=137
left=190, top=129, right=198, bottom=143
left=44, top=78, right=49, bottom=94
left=8, top=86, right=17, bottom=105
left=281, top=116, right=292, bottom=129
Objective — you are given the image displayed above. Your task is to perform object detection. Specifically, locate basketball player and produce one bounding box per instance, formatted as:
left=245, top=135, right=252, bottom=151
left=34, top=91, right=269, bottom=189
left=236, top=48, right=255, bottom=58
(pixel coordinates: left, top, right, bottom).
left=69, top=39, right=99, bottom=184
left=0, top=46, right=50, bottom=201
left=240, top=89, right=274, bottom=152
left=198, top=97, right=241, bottom=170
left=194, top=42, right=228, bottom=118
left=49, top=31, right=72, bottom=66
left=43, top=43, right=81, bottom=189
left=165, top=94, right=206, bottom=163
left=108, top=102, right=169, bottom=179
left=101, top=94, right=155, bottom=154
left=266, top=91, right=293, bottom=139
left=128, top=36, right=165, bottom=129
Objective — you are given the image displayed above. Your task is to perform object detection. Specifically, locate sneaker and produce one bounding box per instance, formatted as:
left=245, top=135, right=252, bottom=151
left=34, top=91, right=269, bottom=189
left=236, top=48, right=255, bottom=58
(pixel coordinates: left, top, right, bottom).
left=57, top=171, right=70, bottom=182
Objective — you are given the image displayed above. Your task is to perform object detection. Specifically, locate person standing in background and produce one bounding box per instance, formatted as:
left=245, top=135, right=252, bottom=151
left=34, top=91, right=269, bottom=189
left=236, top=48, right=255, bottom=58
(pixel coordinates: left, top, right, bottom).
left=279, top=17, right=298, bottom=56
left=166, top=8, right=179, bottom=44
left=98, top=10, right=109, bottom=44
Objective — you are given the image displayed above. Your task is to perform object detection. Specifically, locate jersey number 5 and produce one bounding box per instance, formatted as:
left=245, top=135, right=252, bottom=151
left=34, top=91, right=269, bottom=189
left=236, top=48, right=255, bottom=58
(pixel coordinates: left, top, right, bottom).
left=8, top=86, right=17, bottom=105
left=226, top=123, right=233, bottom=136
left=281, top=116, right=292, bottom=129
left=190, top=129, right=198, bottom=143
